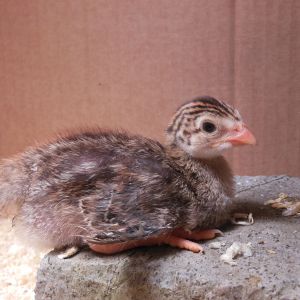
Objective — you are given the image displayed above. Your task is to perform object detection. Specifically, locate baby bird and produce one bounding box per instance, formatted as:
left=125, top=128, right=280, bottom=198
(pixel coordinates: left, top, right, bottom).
left=0, top=96, right=255, bottom=256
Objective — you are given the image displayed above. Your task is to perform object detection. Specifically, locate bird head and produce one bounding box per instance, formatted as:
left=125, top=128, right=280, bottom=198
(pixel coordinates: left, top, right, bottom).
left=166, top=96, right=256, bottom=159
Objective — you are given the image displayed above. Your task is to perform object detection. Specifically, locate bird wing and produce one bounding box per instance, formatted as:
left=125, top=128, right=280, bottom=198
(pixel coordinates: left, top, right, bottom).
left=84, top=222, right=174, bottom=244
left=76, top=177, right=178, bottom=244
left=44, top=133, right=182, bottom=244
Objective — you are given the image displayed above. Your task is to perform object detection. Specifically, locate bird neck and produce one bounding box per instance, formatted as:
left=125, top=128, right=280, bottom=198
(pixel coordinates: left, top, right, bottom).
left=165, top=144, right=234, bottom=197
left=165, top=143, right=221, bottom=165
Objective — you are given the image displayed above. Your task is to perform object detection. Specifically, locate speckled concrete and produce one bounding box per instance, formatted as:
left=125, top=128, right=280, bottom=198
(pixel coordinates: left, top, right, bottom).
left=35, top=176, right=300, bottom=300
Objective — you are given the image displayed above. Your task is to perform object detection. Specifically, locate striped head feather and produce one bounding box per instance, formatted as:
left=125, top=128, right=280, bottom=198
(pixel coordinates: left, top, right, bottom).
left=166, top=96, right=255, bottom=158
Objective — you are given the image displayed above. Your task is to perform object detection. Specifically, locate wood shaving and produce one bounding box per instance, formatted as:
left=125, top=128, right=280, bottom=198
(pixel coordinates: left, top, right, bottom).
left=231, top=213, right=254, bottom=225
left=248, top=275, right=262, bottom=287
left=220, top=242, right=252, bottom=266
left=0, top=218, right=47, bottom=300
left=265, top=193, right=300, bottom=217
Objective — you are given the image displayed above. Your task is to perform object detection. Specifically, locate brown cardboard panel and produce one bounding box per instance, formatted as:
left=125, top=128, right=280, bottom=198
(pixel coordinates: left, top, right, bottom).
left=0, top=1, right=299, bottom=175
left=233, top=0, right=300, bottom=175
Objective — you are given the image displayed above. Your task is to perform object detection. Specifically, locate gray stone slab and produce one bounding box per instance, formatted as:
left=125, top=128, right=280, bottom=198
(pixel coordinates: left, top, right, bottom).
left=35, top=176, right=300, bottom=300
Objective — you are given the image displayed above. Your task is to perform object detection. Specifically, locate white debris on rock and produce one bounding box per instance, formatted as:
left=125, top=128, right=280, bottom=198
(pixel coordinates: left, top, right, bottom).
left=220, top=242, right=253, bottom=266
left=231, top=213, right=254, bottom=226
left=265, top=193, right=300, bottom=217
left=208, top=242, right=222, bottom=249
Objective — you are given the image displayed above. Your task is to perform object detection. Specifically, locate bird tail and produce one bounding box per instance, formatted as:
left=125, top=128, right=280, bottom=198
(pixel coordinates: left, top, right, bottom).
left=0, top=156, right=28, bottom=218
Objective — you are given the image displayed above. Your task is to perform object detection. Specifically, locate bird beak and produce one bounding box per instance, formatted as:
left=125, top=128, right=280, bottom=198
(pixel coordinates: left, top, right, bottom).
left=225, top=125, right=256, bottom=146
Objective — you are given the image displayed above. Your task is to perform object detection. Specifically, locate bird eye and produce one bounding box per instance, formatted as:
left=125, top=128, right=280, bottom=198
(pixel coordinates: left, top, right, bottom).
left=202, top=121, right=216, bottom=133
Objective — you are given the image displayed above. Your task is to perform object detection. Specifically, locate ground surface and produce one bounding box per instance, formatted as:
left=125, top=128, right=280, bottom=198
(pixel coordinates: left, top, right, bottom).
left=0, top=218, right=47, bottom=300
left=35, top=176, right=300, bottom=300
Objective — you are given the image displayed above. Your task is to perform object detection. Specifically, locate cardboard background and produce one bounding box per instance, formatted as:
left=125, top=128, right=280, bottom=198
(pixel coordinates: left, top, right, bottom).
left=0, top=0, right=299, bottom=175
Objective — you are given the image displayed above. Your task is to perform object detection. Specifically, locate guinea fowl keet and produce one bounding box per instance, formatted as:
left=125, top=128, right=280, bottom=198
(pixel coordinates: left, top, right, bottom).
left=0, top=96, right=256, bottom=256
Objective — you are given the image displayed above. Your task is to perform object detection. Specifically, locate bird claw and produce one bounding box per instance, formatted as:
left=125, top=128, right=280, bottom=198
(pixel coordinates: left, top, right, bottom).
left=164, top=235, right=204, bottom=253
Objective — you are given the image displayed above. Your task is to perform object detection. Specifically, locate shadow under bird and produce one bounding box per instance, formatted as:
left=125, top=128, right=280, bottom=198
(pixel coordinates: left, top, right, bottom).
left=0, top=96, right=256, bottom=257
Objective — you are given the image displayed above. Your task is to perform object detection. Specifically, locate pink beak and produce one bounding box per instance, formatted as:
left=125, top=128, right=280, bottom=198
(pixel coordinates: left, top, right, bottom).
left=225, top=125, right=256, bottom=146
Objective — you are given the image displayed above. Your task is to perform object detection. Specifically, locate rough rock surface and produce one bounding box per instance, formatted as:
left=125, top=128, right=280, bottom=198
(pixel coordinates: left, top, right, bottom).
left=35, top=176, right=300, bottom=300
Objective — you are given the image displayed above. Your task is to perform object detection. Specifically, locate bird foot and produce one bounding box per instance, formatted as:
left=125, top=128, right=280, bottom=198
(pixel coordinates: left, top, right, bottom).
left=88, top=235, right=203, bottom=254
left=88, top=228, right=221, bottom=254
left=57, top=246, right=81, bottom=259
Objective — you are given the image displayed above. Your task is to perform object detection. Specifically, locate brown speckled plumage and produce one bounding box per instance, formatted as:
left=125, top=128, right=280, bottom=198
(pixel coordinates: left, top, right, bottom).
left=0, top=96, right=255, bottom=252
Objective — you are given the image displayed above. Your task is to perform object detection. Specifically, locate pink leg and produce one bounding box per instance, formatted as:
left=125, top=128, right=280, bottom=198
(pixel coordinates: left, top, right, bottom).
left=88, top=233, right=203, bottom=255
left=164, top=235, right=203, bottom=253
